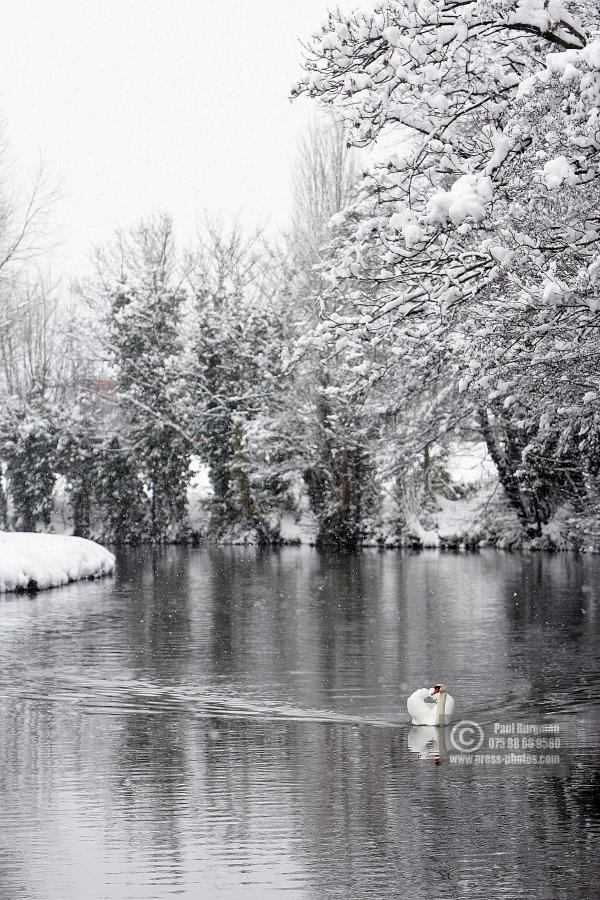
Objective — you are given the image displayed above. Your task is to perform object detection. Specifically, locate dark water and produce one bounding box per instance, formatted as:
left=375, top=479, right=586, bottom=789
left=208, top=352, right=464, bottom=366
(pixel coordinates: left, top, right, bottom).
left=0, top=548, right=598, bottom=899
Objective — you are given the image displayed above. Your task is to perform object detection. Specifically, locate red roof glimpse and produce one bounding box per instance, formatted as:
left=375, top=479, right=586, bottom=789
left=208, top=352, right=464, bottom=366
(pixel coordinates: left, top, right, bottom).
left=86, top=378, right=117, bottom=394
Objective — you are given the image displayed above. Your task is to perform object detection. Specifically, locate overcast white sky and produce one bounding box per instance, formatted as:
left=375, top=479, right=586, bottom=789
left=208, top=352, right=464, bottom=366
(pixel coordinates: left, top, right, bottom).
left=0, top=0, right=333, bottom=278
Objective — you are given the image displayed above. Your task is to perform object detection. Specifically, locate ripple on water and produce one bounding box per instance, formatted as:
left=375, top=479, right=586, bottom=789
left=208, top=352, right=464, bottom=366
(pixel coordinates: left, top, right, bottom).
left=0, top=547, right=598, bottom=899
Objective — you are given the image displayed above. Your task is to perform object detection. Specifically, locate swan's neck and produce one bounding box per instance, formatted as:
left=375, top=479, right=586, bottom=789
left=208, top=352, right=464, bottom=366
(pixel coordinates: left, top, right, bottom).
left=435, top=692, right=447, bottom=726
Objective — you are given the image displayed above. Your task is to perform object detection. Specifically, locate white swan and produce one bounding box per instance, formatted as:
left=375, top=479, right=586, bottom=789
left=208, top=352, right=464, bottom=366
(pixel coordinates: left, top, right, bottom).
left=407, top=682, right=455, bottom=726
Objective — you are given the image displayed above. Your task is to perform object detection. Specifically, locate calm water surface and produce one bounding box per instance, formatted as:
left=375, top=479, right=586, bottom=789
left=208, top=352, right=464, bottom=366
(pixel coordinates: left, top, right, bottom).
left=0, top=548, right=598, bottom=898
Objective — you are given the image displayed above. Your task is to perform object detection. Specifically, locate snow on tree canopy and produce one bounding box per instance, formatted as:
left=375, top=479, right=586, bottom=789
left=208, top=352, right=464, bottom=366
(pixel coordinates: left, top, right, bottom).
left=426, top=174, right=493, bottom=227
left=291, top=0, right=600, bottom=541
left=293, top=0, right=600, bottom=413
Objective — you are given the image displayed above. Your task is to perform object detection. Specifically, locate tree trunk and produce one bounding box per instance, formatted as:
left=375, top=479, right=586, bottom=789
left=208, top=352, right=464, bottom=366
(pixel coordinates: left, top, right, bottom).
left=0, top=478, right=7, bottom=530
left=478, top=408, right=540, bottom=536
left=340, top=446, right=351, bottom=517
left=72, top=488, right=91, bottom=539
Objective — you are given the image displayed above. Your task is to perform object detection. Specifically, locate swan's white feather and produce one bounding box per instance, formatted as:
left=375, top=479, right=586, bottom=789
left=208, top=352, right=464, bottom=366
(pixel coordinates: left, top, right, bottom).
left=407, top=687, right=455, bottom=725
left=406, top=688, right=432, bottom=724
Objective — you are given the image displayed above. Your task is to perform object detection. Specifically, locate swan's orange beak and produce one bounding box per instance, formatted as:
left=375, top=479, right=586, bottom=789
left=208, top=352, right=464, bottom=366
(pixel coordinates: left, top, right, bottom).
left=431, top=685, right=441, bottom=695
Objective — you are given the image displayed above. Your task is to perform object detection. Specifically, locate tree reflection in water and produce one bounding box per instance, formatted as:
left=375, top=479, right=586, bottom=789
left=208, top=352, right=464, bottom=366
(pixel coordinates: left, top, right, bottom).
left=0, top=547, right=597, bottom=898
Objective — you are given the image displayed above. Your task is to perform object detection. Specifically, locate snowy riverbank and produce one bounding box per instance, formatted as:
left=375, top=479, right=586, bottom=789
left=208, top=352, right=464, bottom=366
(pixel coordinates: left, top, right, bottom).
left=0, top=533, right=115, bottom=593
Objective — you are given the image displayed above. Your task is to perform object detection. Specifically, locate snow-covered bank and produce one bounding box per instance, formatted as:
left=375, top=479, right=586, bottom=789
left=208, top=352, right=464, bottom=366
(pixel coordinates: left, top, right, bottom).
left=0, top=533, right=115, bottom=593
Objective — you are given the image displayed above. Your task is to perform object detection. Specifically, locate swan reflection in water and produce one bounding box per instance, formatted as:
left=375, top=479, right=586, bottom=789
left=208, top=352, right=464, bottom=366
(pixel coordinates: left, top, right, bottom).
left=407, top=725, right=452, bottom=763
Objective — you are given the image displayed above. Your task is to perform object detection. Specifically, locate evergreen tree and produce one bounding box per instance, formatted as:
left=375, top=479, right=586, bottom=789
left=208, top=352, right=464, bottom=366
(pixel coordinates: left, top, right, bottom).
left=95, top=434, right=147, bottom=544
left=56, top=398, right=101, bottom=539
left=101, top=215, right=192, bottom=543
left=186, top=225, right=286, bottom=543
left=0, top=399, right=57, bottom=531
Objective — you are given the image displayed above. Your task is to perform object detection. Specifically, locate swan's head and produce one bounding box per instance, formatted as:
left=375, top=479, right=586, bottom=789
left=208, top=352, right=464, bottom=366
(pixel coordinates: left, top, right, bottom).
left=431, top=683, right=448, bottom=696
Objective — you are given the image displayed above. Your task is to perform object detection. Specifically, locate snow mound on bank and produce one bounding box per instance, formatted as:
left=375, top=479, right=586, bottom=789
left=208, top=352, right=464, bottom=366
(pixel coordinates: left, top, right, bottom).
left=0, top=532, right=115, bottom=593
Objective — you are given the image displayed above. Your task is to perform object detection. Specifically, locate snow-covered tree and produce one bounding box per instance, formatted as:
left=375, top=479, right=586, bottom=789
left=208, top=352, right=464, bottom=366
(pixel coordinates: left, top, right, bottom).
left=294, top=0, right=600, bottom=533
left=55, top=397, right=102, bottom=539
left=99, top=215, right=192, bottom=542
left=0, top=397, right=57, bottom=531
left=185, top=223, right=286, bottom=543
left=249, top=118, right=385, bottom=548
left=94, top=433, right=147, bottom=544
